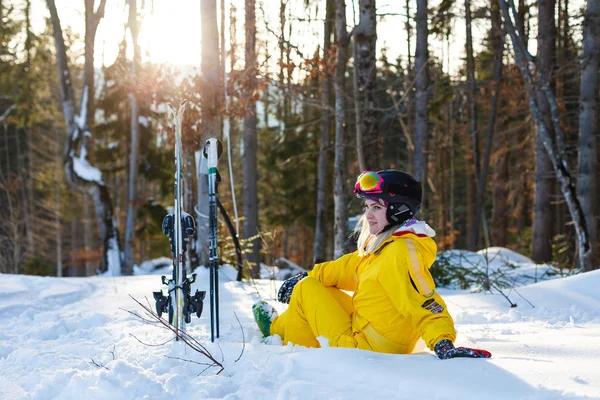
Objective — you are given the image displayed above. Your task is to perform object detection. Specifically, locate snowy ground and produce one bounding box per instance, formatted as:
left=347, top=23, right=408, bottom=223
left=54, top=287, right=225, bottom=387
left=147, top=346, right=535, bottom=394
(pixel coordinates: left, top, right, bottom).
left=1, top=249, right=600, bottom=400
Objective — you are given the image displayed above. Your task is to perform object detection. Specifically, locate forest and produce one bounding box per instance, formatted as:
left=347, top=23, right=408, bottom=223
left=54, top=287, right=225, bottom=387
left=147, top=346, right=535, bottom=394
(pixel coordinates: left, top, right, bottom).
left=0, top=0, right=598, bottom=277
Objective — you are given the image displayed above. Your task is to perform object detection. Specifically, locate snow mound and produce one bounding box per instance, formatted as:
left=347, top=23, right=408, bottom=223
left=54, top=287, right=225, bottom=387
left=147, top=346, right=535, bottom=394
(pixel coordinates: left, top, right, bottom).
left=434, top=247, right=560, bottom=289
left=260, top=258, right=306, bottom=280
left=477, top=246, right=534, bottom=264
left=134, top=257, right=172, bottom=275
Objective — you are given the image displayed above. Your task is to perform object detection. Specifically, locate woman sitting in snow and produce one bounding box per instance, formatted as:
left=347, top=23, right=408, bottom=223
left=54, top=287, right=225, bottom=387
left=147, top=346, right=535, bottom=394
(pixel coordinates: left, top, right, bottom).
left=253, top=169, right=491, bottom=360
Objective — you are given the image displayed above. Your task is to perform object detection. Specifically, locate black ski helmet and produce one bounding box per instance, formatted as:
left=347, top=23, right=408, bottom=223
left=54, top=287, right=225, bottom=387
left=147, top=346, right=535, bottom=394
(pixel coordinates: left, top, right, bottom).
left=354, top=169, right=422, bottom=225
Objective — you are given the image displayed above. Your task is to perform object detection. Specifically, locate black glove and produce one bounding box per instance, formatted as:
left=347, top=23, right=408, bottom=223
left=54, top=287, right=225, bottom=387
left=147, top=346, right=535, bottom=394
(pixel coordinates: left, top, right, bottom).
left=277, top=272, right=308, bottom=304
left=434, top=339, right=492, bottom=360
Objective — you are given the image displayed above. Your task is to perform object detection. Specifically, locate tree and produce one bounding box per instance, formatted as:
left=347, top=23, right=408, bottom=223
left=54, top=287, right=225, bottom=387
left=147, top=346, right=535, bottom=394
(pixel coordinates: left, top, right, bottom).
left=530, top=0, right=556, bottom=263
left=465, top=0, right=480, bottom=250
left=47, top=0, right=122, bottom=274
left=355, top=0, right=379, bottom=170
left=577, top=0, right=599, bottom=268
left=333, top=0, right=349, bottom=259
left=244, top=0, right=260, bottom=276
left=413, top=0, right=429, bottom=183
left=498, top=0, right=593, bottom=271
left=123, top=0, right=141, bottom=275
left=489, top=0, right=508, bottom=246
left=197, top=0, right=222, bottom=268
left=473, top=0, right=505, bottom=250
left=313, top=0, right=335, bottom=264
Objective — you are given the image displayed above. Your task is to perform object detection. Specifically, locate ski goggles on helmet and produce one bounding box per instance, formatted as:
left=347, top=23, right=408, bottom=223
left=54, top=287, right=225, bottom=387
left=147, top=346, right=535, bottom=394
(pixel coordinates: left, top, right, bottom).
left=354, top=171, right=385, bottom=194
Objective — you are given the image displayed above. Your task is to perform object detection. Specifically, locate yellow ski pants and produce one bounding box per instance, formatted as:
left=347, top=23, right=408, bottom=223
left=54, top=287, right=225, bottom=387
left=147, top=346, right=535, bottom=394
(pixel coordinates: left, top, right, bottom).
left=270, top=277, right=373, bottom=350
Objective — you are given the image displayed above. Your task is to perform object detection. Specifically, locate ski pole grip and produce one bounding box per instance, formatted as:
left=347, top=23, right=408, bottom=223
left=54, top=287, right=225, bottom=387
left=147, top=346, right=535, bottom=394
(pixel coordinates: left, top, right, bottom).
left=204, top=138, right=223, bottom=170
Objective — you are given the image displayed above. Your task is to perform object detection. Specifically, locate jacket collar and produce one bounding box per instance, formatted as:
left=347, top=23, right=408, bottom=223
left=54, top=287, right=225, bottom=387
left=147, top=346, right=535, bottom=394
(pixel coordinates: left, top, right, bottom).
left=393, top=218, right=436, bottom=238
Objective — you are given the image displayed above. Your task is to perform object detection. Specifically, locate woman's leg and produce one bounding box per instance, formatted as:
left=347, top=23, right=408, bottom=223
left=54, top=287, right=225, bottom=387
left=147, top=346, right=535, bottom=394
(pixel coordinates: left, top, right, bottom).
left=270, top=277, right=357, bottom=348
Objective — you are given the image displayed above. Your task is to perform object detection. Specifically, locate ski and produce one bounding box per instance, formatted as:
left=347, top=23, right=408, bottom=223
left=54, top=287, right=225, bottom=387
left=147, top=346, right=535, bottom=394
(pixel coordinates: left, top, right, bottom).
left=153, top=101, right=205, bottom=340
left=204, top=137, right=222, bottom=342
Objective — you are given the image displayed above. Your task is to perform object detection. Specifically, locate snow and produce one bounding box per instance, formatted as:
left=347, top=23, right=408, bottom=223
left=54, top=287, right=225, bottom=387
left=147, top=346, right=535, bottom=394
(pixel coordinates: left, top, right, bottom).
left=138, top=116, right=149, bottom=128
left=72, top=156, right=103, bottom=184
left=2, top=255, right=600, bottom=399
left=260, top=259, right=306, bottom=280
left=436, top=247, right=561, bottom=289
left=105, top=236, right=122, bottom=276
left=74, top=86, right=88, bottom=131
left=134, top=257, right=172, bottom=275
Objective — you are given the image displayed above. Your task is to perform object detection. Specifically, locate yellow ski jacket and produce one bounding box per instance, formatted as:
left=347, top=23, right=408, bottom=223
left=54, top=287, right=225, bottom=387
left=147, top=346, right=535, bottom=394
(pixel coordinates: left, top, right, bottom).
left=308, top=230, right=456, bottom=354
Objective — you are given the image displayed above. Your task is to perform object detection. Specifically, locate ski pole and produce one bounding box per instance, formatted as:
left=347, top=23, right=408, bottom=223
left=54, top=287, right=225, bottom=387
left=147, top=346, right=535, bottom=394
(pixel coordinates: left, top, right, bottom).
left=209, top=254, right=215, bottom=342
left=205, top=137, right=222, bottom=341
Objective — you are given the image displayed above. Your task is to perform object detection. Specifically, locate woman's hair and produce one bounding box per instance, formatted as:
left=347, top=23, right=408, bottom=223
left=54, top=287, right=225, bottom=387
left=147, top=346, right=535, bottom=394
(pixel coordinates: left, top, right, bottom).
left=354, top=213, right=400, bottom=256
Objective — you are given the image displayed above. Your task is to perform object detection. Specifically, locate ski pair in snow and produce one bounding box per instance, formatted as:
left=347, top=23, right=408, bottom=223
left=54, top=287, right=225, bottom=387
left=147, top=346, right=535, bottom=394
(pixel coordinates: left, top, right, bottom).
left=153, top=101, right=222, bottom=342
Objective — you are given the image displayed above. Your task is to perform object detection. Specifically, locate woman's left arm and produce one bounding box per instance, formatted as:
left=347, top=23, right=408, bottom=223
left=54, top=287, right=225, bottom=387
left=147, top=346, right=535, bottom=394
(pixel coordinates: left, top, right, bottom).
left=378, top=239, right=456, bottom=350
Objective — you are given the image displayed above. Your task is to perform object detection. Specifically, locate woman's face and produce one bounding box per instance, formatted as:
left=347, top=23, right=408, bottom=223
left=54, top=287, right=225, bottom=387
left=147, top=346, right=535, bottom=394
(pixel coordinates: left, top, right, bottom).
left=364, top=199, right=389, bottom=235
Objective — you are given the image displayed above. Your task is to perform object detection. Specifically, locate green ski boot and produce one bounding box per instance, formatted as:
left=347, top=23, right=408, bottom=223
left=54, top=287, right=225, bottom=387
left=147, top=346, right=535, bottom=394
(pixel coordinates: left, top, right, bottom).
left=252, top=301, right=278, bottom=338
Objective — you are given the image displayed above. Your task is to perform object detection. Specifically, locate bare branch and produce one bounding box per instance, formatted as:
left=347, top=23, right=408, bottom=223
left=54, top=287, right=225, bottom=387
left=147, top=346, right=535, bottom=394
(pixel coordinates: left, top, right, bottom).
left=129, top=333, right=176, bottom=347
left=128, top=295, right=224, bottom=374
left=90, top=358, right=110, bottom=370
left=120, top=307, right=165, bottom=325
left=95, top=0, right=108, bottom=23
left=164, top=355, right=216, bottom=367
left=233, top=311, right=245, bottom=362
left=262, top=23, right=307, bottom=61
left=0, top=104, right=17, bottom=123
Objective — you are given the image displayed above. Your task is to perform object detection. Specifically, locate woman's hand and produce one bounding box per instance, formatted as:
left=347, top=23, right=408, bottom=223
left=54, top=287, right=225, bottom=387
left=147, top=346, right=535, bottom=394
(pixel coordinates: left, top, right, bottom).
left=277, top=272, right=308, bottom=303
left=434, top=339, right=492, bottom=359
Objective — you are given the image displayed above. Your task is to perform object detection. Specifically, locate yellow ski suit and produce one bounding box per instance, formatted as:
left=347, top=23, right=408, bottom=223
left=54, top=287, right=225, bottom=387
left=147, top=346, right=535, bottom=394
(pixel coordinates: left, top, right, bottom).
left=270, top=231, right=457, bottom=353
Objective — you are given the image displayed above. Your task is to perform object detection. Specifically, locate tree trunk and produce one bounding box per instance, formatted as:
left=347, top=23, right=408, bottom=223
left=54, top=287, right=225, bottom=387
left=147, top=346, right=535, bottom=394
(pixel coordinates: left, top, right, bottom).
left=352, top=38, right=366, bottom=172
left=476, top=0, right=504, bottom=248
left=24, top=0, right=35, bottom=259
left=281, top=227, right=289, bottom=259
left=83, top=196, right=93, bottom=275
left=405, top=0, right=414, bottom=175
left=123, top=0, right=141, bottom=275
left=491, top=3, right=509, bottom=248
left=577, top=0, right=599, bottom=269
left=70, top=215, right=78, bottom=275
left=517, top=0, right=528, bottom=41
left=333, top=0, right=349, bottom=259
left=47, top=0, right=121, bottom=275
left=14, top=116, right=29, bottom=265
left=3, top=124, right=23, bottom=274
left=465, top=135, right=476, bottom=249
left=356, top=0, right=378, bottom=170
left=244, top=0, right=260, bottom=276
left=278, top=0, right=288, bottom=122
left=531, top=0, right=556, bottom=263
left=313, top=0, right=334, bottom=265
left=198, top=0, right=222, bottom=267
left=55, top=129, right=62, bottom=277
left=465, top=0, right=481, bottom=250
left=492, top=139, right=509, bottom=246
left=449, top=102, right=455, bottom=247
left=413, top=0, right=429, bottom=182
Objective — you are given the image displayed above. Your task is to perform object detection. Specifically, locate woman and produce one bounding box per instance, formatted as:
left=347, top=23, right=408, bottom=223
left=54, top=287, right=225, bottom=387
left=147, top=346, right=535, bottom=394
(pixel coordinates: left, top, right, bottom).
left=253, top=170, right=491, bottom=360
